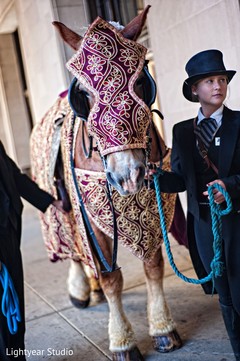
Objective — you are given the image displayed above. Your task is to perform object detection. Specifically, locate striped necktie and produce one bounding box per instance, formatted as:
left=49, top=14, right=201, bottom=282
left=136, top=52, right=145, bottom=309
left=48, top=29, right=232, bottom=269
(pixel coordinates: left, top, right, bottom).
left=194, top=117, right=218, bottom=150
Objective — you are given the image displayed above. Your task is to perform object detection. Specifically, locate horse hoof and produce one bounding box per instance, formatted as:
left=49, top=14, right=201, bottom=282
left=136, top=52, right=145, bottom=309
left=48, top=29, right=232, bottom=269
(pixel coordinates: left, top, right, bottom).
left=112, top=346, right=144, bottom=361
left=91, top=289, right=106, bottom=305
left=69, top=295, right=90, bottom=309
left=152, top=329, right=182, bottom=353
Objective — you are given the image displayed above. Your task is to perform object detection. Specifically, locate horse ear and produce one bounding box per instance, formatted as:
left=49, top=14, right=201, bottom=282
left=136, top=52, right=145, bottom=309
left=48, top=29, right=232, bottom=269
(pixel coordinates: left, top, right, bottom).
left=120, top=5, right=151, bottom=41
left=52, top=21, right=83, bottom=51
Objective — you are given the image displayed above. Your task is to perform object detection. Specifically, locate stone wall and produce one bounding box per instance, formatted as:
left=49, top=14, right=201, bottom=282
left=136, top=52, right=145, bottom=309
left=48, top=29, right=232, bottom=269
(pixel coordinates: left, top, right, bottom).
left=0, top=33, right=31, bottom=167
left=15, top=0, right=89, bottom=124
left=145, top=0, right=240, bottom=146
left=15, top=0, right=67, bottom=124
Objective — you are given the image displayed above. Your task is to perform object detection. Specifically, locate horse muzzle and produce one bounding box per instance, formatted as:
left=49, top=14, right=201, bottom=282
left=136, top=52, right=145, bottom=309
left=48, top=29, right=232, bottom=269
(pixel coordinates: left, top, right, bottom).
left=106, top=162, right=145, bottom=196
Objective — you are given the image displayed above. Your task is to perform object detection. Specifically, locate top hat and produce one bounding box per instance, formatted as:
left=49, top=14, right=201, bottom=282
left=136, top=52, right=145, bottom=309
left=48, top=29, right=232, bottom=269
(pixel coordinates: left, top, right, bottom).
left=182, top=49, right=236, bottom=102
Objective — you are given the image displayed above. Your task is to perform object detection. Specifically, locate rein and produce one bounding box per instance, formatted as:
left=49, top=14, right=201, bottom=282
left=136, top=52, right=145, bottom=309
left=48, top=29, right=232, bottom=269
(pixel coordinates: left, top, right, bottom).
left=81, top=121, right=93, bottom=158
left=70, top=114, right=119, bottom=273
left=153, top=169, right=232, bottom=290
left=68, top=63, right=160, bottom=272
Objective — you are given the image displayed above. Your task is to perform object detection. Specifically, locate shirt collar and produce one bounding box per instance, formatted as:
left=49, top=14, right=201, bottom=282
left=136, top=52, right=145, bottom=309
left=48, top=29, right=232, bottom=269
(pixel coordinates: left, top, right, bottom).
left=197, top=104, right=224, bottom=127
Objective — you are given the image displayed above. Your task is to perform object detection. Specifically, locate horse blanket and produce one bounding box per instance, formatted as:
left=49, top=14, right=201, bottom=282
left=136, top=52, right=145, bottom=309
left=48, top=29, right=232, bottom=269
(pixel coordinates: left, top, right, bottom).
left=30, top=94, right=177, bottom=277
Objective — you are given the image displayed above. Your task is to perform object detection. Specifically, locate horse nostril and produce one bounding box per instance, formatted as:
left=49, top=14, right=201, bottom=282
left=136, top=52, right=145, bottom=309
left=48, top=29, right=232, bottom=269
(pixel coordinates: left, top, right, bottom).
left=106, top=171, right=114, bottom=186
left=106, top=172, right=123, bottom=188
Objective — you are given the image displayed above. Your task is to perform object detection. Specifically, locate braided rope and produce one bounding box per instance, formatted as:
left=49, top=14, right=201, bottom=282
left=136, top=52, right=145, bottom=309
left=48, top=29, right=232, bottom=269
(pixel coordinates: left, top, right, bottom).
left=0, top=263, right=21, bottom=334
left=153, top=169, right=232, bottom=285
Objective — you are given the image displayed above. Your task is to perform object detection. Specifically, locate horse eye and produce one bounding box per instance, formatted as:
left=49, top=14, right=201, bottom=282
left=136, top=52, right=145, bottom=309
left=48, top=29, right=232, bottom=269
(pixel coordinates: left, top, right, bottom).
left=82, top=91, right=90, bottom=99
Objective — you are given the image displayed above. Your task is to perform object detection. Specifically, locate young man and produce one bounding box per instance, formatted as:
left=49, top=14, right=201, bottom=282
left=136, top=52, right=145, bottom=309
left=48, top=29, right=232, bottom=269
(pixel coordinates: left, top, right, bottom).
left=158, top=49, right=240, bottom=360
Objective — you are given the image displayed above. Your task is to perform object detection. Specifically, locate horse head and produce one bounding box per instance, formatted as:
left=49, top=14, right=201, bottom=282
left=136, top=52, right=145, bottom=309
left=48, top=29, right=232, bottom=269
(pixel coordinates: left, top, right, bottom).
left=53, top=5, right=160, bottom=196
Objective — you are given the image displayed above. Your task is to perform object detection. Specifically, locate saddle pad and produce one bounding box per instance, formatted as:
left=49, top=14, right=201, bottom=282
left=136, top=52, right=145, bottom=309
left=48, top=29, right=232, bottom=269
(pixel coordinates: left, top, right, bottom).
left=73, top=167, right=176, bottom=262
left=31, top=95, right=177, bottom=277
left=61, top=112, right=177, bottom=268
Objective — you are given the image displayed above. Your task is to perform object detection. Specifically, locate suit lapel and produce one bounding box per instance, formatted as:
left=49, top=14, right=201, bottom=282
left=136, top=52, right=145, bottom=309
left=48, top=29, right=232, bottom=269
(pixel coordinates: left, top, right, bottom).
left=219, top=107, right=240, bottom=177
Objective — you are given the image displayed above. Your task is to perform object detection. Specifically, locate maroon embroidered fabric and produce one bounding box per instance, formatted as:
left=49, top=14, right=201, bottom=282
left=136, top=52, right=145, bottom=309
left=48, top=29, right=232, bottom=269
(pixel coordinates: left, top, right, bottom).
left=67, top=17, right=152, bottom=156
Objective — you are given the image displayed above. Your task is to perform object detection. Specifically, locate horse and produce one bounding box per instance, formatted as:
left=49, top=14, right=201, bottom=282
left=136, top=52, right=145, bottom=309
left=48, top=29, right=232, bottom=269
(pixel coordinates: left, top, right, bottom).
left=30, top=6, right=183, bottom=360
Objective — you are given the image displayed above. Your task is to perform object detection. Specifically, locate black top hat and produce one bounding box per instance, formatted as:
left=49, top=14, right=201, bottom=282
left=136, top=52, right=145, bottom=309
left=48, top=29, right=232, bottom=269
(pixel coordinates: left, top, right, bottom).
left=182, top=49, right=236, bottom=102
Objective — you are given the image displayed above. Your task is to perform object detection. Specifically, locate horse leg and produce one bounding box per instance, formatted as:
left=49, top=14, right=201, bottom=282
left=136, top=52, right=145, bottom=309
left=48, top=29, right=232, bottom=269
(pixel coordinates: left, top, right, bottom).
left=83, top=263, right=105, bottom=305
left=67, top=259, right=91, bottom=308
left=144, top=247, right=182, bottom=352
left=99, top=269, right=144, bottom=361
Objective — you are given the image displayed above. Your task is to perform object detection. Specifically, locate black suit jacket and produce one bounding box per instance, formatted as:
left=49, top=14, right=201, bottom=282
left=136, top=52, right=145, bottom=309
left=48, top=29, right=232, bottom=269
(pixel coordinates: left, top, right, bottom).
left=0, top=141, right=54, bottom=231
left=160, top=106, right=240, bottom=216
left=159, top=106, right=240, bottom=293
left=0, top=141, right=55, bottom=351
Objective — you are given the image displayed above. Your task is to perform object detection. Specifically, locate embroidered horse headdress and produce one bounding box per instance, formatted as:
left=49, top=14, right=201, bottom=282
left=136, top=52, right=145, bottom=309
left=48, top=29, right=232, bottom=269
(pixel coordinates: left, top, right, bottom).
left=66, top=17, right=152, bottom=156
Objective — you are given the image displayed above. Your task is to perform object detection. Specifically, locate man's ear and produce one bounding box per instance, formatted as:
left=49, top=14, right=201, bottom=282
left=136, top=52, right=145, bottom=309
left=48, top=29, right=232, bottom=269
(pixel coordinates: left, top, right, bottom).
left=191, top=85, right=197, bottom=95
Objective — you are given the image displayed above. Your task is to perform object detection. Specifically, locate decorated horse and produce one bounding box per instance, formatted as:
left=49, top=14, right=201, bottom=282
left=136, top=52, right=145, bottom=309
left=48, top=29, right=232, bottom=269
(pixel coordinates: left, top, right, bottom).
left=30, top=5, right=185, bottom=360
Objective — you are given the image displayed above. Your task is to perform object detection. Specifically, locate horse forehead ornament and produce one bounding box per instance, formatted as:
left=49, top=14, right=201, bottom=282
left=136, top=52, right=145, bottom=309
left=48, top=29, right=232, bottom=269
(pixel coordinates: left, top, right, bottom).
left=66, top=17, right=151, bottom=156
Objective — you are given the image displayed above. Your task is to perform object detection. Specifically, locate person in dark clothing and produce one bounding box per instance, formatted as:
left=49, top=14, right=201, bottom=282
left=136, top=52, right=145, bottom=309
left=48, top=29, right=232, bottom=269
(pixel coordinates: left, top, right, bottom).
left=157, top=49, right=240, bottom=360
left=0, top=140, right=64, bottom=361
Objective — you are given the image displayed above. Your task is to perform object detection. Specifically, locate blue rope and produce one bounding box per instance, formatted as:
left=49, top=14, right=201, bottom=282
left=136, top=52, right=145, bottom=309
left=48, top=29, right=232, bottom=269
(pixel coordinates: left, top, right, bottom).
left=0, top=263, right=21, bottom=334
left=153, top=169, right=232, bottom=287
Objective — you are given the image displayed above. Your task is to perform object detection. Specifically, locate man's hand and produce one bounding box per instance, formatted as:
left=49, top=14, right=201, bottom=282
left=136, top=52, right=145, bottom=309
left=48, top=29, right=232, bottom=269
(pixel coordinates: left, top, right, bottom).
left=203, top=179, right=226, bottom=204
left=52, top=199, right=69, bottom=214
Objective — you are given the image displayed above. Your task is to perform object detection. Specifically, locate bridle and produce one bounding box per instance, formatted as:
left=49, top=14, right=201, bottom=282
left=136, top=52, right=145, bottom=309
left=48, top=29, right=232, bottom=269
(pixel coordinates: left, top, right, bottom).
left=67, top=64, right=164, bottom=274
left=68, top=62, right=157, bottom=160
left=66, top=18, right=160, bottom=272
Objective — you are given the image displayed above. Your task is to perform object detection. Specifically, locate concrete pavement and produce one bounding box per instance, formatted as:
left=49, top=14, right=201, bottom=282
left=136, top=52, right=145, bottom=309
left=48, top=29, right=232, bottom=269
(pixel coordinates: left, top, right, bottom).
left=21, top=201, right=235, bottom=361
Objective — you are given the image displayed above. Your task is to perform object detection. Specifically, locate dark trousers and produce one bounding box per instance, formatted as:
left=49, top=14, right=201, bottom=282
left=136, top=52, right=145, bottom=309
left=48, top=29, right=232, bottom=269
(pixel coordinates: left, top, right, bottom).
left=193, top=206, right=240, bottom=314
left=194, top=206, right=240, bottom=359
left=0, top=221, right=26, bottom=361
